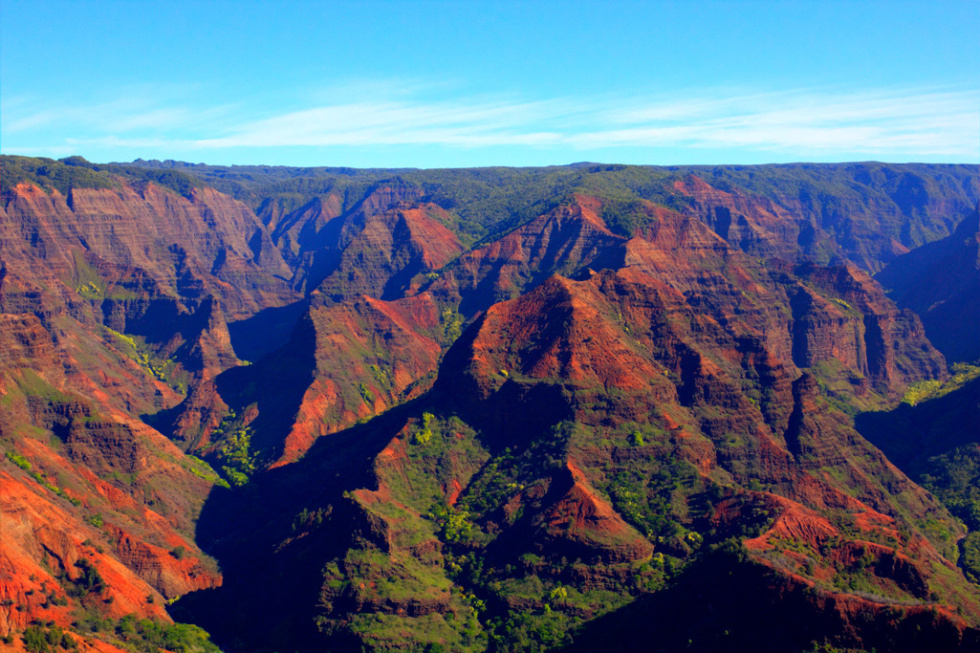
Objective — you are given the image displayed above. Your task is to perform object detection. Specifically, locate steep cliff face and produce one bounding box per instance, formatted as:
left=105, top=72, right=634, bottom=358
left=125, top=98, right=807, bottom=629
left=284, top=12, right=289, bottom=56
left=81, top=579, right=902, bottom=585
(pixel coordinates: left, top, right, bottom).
left=256, top=185, right=460, bottom=297
left=262, top=193, right=345, bottom=267
left=674, top=166, right=980, bottom=273
left=0, top=466, right=220, bottom=628
left=444, top=269, right=945, bottom=514
left=857, top=367, right=980, bottom=585
left=313, top=201, right=465, bottom=302
left=674, top=175, right=810, bottom=262
left=430, top=271, right=975, bottom=650
left=157, top=188, right=466, bottom=465
left=0, top=177, right=296, bottom=432
left=0, top=172, right=273, bottom=648
left=204, top=292, right=446, bottom=467
left=792, top=262, right=946, bottom=395
left=0, top=343, right=221, bottom=643
left=430, top=194, right=626, bottom=316
left=0, top=181, right=296, bottom=320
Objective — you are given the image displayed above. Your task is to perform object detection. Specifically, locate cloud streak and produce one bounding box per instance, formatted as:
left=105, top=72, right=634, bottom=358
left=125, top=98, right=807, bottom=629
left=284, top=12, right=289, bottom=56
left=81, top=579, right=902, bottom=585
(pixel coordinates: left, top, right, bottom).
left=3, top=84, right=978, bottom=161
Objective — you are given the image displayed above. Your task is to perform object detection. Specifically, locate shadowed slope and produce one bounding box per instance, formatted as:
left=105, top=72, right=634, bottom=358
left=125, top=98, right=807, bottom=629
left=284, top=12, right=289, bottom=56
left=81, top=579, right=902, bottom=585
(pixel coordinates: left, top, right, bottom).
left=876, top=206, right=980, bottom=364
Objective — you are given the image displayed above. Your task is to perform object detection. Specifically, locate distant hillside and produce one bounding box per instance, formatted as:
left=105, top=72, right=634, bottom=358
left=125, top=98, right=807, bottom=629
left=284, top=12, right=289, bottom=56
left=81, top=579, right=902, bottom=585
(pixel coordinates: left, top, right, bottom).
left=119, top=158, right=980, bottom=273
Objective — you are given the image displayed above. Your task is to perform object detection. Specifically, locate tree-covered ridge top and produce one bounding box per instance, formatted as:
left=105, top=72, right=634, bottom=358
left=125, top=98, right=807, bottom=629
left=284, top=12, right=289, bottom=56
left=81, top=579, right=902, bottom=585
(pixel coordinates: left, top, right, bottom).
left=1, top=155, right=205, bottom=199
left=120, top=157, right=980, bottom=207
left=120, top=157, right=980, bottom=244
left=6, top=155, right=977, bottom=207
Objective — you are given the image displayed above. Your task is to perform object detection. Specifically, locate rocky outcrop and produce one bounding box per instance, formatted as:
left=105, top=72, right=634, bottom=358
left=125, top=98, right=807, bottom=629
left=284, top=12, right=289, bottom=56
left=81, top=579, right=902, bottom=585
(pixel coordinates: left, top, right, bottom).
left=793, top=262, right=946, bottom=393
left=312, top=200, right=464, bottom=302
left=674, top=175, right=807, bottom=262
left=1, top=181, right=296, bottom=321
left=431, top=194, right=626, bottom=317
left=275, top=293, right=445, bottom=464
left=0, top=466, right=219, bottom=635
left=674, top=166, right=979, bottom=272
left=532, top=461, right=654, bottom=564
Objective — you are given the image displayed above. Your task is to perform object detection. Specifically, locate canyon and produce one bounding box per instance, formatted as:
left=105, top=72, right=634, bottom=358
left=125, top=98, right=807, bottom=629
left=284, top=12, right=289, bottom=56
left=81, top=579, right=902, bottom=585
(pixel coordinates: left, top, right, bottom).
left=1, top=155, right=979, bottom=652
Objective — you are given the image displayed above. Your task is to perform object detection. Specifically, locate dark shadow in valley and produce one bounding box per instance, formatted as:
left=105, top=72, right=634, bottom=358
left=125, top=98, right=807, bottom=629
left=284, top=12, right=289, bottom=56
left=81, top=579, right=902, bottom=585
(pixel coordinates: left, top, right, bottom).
left=170, top=398, right=428, bottom=653
left=227, top=299, right=308, bottom=363
left=169, top=309, right=578, bottom=652
left=559, top=547, right=979, bottom=653
left=855, top=377, right=980, bottom=585
left=855, top=377, right=980, bottom=475
left=141, top=304, right=316, bottom=456
left=214, top=311, right=318, bottom=458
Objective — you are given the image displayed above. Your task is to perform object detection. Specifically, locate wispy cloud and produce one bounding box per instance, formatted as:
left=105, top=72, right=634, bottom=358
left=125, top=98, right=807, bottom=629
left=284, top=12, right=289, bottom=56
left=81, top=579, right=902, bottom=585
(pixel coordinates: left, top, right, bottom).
left=193, top=99, right=571, bottom=148
left=1, top=84, right=235, bottom=137
left=2, top=83, right=978, bottom=160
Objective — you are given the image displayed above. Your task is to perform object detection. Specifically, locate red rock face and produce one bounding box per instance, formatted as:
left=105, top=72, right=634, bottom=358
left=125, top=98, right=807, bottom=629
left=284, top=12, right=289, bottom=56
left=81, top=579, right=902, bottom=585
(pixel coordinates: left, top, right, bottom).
left=178, top=189, right=471, bottom=466
left=215, top=248, right=967, bottom=651
left=260, top=185, right=460, bottom=297
left=674, top=175, right=804, bottom=262
left=433, top=264, right=969, bottom=597
left=534, top=460, right=654, bottom=564
left=0, top=178, right=261, bottom=644
left=1, top=181, right=296, bottom=320
left=673, top=171, right=977, bottom=273
left=262, top=193, right=345, bottom=266
left=0, top=463, right=219, bottom=632
left=156, top=187, right=466, bottom=465
left=792, top=262, right=946, bottom=393
left=431, top=194, right=626, bottom=315
left=275, top=293, right=445, bottom=465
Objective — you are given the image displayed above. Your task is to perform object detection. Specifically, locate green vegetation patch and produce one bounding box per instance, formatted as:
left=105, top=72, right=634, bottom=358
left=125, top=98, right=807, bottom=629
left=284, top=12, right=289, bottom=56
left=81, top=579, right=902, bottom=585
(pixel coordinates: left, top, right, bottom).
left=13, top=369, right=76, bottom=404
left=344, top=547, right=452, bottom=602
left=486, top=607, right=574, bottom=653
left=599, top=196, right=656, bottom=237
left=104, top=327, right=188, bottom=395
left=181, top=455, right=229, bottom=488
left=345, top=611, right=484, bottom=653
left=810, top=358, right=885, bottom=416
left=440, top=307, right=464, bottom=344
left=386, top=412, right=489, bottom=515
left=919, top=445, right=980, bottom=582
left=2, top=156, right=116, bottom=195
left=68, top=609, right=221, bottom=653
left=19, top=624, right=77, bottom=653
left=903, top=362, right=980, bottom=407
left=214, top=426, right=256, bottom=487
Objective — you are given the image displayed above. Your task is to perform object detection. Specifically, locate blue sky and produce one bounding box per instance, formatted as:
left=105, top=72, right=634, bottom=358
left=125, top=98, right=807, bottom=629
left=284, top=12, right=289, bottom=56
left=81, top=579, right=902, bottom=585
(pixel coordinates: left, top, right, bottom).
left=2, top=0, right=978, bottom=168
